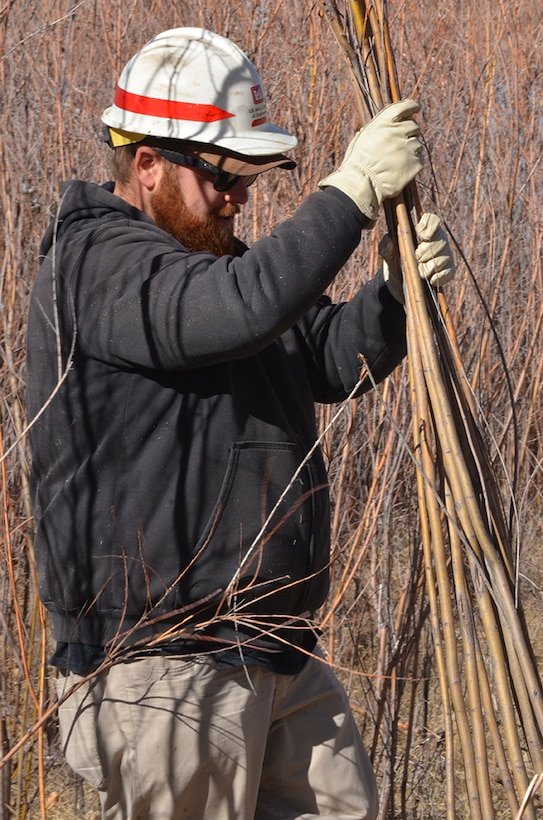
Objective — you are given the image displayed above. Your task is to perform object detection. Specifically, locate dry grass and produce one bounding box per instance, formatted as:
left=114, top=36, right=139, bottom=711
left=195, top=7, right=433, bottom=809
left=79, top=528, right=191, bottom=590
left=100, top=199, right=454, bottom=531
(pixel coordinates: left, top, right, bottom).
left=1, top=0, right=543, bottom=816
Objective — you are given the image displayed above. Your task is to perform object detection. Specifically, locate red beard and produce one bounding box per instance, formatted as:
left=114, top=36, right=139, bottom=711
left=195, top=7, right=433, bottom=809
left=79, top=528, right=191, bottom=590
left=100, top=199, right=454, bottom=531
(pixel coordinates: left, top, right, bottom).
left=151, top=163, right=238, bottom=256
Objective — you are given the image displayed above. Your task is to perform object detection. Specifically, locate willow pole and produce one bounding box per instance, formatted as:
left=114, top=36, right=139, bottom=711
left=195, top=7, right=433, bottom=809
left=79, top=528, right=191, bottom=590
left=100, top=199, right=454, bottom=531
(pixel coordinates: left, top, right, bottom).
left=313, top=1, right=543, bottom=816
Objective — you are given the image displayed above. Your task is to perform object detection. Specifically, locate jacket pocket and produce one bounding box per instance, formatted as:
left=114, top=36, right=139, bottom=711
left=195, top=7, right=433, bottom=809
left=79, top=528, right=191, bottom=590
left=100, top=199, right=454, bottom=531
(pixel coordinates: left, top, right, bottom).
left=187, top=441, right=327, bottom=613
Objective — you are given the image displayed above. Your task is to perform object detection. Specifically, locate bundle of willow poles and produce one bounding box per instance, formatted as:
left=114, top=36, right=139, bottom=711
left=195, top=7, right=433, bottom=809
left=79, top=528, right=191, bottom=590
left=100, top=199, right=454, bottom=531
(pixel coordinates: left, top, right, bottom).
left=313, top=1, right=543, bottom=817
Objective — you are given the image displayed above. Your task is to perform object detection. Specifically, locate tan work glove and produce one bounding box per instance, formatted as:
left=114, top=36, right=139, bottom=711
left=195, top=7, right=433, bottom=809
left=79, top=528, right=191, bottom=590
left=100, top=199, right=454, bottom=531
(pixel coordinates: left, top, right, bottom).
left=415, top=213, right=456, bottom=287
left=381, top=212, right=456, bottom=303
left=319, top=100, right=423, bottom=222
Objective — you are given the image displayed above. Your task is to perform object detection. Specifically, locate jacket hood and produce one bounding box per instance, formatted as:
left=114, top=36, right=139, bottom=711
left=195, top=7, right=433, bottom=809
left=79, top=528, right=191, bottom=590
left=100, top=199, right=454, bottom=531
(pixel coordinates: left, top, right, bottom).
left=39, top=181, right=155, bottom=257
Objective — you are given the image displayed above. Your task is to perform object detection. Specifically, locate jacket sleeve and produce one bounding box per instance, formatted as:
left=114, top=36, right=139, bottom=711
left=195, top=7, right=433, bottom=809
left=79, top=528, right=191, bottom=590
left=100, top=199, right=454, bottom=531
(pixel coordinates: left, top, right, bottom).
left=66, top=187, right=374, bottom=371
left=291, top=268, right=407, bottom=403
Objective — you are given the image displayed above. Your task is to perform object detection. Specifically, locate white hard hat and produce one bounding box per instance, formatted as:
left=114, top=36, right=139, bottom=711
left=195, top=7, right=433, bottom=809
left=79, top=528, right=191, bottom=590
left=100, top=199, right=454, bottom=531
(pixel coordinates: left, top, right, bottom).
left=101, top=28, right=298, bottom=158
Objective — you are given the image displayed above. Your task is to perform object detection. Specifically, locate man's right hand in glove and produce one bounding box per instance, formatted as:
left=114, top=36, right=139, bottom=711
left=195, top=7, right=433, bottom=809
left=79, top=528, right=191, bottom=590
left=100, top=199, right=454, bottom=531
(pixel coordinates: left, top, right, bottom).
left=319, top=100, right=423, bottom=222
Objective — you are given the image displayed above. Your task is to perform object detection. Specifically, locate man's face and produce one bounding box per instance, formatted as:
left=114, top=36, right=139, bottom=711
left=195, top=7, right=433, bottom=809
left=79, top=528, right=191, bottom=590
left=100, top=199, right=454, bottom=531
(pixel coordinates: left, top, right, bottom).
left=150, top=158, right=248, bottom=257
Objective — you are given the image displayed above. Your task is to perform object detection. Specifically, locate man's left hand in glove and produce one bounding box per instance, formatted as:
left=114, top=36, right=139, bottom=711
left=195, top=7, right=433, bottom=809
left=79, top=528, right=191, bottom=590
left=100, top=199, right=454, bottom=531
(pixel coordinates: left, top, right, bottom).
left=380, top=212, right=456, bottom=304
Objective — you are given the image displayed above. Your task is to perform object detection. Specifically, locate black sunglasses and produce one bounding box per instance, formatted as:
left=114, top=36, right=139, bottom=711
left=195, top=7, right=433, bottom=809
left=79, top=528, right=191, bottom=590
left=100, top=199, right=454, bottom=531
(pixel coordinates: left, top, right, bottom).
left=158, top=149, right=258, bottom=192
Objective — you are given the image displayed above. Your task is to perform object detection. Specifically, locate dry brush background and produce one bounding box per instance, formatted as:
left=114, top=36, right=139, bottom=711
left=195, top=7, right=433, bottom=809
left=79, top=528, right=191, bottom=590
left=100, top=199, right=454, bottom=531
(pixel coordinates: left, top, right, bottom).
left=1, top=0, right=542, bottom=817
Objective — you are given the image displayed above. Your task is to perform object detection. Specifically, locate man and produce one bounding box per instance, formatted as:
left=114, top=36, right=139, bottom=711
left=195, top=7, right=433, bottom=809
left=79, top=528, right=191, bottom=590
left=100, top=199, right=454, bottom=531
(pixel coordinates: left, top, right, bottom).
left=27, top=28, right=455, bottom=820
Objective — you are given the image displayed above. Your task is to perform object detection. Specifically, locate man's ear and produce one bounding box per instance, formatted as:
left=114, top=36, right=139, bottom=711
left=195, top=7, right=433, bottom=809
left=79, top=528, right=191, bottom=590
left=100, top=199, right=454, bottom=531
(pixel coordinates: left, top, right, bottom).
left=133, top=146, right=162, bottom=192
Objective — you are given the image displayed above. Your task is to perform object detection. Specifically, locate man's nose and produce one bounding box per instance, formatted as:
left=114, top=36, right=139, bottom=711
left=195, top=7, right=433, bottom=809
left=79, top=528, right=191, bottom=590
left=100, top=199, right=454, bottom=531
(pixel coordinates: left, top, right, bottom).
left=224, top=177, right=250, bottom=205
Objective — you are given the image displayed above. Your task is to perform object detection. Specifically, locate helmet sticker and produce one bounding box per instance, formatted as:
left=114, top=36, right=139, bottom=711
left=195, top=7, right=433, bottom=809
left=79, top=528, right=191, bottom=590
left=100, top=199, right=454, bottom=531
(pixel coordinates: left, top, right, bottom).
left=251, top=85, right=264, bottom=105
left=249, top=84, right=267, bottom=127
left=114, top=87, right=234, bottom=123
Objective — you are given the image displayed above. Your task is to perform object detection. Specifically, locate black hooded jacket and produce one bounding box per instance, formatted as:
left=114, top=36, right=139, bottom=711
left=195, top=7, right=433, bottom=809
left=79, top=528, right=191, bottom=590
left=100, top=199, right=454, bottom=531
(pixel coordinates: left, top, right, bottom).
left=26, top=179, right=407, bottom=656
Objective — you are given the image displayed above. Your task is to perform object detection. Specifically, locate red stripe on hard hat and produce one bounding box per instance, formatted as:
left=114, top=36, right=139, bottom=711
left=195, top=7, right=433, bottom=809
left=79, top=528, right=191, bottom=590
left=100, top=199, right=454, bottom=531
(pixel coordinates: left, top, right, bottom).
left=114, top=87, right=234, bottom=122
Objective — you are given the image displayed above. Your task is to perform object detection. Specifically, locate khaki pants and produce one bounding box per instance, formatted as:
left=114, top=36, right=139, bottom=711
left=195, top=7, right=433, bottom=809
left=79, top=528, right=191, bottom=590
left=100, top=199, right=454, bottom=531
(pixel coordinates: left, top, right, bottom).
left=56, top=652, right=378, bottom=820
